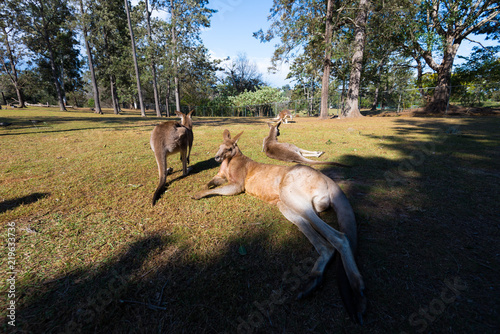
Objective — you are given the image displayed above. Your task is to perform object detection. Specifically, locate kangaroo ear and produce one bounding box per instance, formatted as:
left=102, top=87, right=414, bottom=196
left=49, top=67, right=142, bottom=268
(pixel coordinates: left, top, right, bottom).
left=175, top=110, right=183, bottom=117
left=187, top=110, right=194, bottom=117
left=223, top=129, right=231, bottom=140
left=233, top=131, right=244, bottom=143
left=267, top=122, right=273, bottom=128
left=276, top=120, right=282, bottom=128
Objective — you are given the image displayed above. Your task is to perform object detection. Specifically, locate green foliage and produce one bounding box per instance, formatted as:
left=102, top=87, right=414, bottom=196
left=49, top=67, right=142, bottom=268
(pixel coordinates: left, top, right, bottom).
left=229, top=86, right=287, bottom=107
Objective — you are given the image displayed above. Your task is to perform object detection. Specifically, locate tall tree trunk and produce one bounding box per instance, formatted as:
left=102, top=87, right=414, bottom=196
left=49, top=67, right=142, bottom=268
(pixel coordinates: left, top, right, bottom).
left=319, top=0, right=334, bottom=119
left=174, top=75, right=181, bottom=112
left=0, top=27, right=25, bottom=108
left=145, top=0, right=161, bottom=117
left=424, top=36, right=460, bottom=113
left=125, top=0, right=146, bottom=117
left=341, top=0, right=369, bottom=118
left=166, top=78, right=171, bottom=117
left=110, top=74, right=120, bottom=114
left=47, top=40, right=66, bottom=111
left=79, top=0, right=102, bottom=114
left=170, top=0, right=181, bottom=112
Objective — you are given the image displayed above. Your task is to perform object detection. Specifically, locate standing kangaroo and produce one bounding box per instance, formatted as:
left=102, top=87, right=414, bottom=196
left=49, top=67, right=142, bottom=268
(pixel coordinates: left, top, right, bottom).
left=150, top=110, right=194, bottom=205
left=192, top=130, right=366, bottom=323
left=263, top=121, right=350, bottom=167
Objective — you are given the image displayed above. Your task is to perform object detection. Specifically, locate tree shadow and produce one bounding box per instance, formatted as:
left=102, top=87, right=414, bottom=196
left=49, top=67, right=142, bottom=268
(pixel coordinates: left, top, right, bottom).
left=317, top=116, right=500, bottom=333
left=0, top=193, right=49, bottom=214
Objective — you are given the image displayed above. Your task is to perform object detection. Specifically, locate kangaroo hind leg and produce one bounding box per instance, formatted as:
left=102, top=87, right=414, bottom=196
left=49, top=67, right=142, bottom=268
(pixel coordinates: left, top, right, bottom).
left=298, top=149, right=324, bottom=158
left=277, top=201, right=336, bottom=299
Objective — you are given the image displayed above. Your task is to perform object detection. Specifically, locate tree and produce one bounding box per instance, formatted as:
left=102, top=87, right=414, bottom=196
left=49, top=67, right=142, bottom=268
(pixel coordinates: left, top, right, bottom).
left=77, top=0, right=102, bottom=114
left=404, top=0, right=500, bottom=113
left=155, top=0, right=215, bottom=112
left=145, top=0, right=161, bottom=117
left=255, top=1, right=334, bottom=118
left=0, top=13, right=26, bottom=108
left=229, top=86, right=286, bottom=116
left=223, top=53, right=265, bottom=95
left=319, top=0, right=335, bottom=119
left=88, top=0, right=130, bottom=114
left=342, top=0, right=370, bottom=118
left=124, top=0, right=146, bottom=116
left=15, top=0, right=79, bottom=111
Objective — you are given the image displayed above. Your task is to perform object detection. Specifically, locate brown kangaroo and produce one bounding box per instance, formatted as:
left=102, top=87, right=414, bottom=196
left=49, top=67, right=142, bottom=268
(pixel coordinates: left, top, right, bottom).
left=150, top=110, right=194, bottom=205
left=271, top=109, right=293, bottom=123
left=192, top=130, right=366, bottom=323
left=262, top=121, right=350, bottom=167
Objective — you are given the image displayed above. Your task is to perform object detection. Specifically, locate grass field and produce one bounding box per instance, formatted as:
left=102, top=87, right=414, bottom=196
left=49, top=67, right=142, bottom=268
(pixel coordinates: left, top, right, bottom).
left=1, top=107, right=499, bottom=333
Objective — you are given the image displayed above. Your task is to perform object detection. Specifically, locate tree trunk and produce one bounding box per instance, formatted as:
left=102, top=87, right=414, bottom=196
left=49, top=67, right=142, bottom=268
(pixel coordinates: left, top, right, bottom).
left=110, top=75, right=120, bottom=114
left=145, top=0, right=161, bottom=117
left=170, top=0, right=181, bottom=112
left=341, top=0, right=369, bottom=118
left=166, top=78, right=171, bottom=117
left=0, top=27, right=26, bottom=108
left=47, top=41, right=66, bottom=111
left=79, top=0, right=102, bottom=114
left=125, top=0, right=146, bottom=117
left=319, top=0, right=334, bottom=119
left=425, top=37, right=460, bottom=113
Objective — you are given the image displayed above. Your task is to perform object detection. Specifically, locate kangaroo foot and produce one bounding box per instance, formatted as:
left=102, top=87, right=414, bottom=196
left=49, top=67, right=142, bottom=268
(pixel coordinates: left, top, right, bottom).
left=296, top=272, right=324, bottom=300
left=166, top=167, right=173, bottom=175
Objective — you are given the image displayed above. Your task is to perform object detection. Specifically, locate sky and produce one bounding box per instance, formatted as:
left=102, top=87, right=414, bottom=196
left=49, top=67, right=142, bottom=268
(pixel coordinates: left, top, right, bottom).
left=147, top=0, right=498, bottom=88
left=199, top=0, right=291, bottom=88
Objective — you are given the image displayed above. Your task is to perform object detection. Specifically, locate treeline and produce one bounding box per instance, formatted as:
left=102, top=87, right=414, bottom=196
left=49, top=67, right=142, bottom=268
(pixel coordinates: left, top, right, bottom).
left=0, top=0, right=499, bottom=117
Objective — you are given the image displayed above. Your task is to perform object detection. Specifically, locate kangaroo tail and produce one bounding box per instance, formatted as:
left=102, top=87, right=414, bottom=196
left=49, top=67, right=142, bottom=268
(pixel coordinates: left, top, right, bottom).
left=300, top=157, right=351, bottom=168
left=152, top=177, right=166, bottom=206
left=152, top=150, right=167, bottom=206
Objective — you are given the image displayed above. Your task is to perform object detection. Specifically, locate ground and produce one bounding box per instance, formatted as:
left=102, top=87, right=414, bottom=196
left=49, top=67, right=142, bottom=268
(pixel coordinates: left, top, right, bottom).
left=0, top=107, right=499, bottom=333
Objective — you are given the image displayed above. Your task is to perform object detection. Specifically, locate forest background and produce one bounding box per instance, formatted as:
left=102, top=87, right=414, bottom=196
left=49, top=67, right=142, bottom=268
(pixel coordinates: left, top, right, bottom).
left=0, top=0, right=499, bottom=118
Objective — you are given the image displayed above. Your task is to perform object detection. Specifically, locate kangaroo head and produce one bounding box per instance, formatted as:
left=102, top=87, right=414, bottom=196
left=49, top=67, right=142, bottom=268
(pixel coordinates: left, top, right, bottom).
left=215, top=130, right=243, bottom=163
left=267, top=121, right=281, bottom=139
left=175, top=110, right=194, bottom=129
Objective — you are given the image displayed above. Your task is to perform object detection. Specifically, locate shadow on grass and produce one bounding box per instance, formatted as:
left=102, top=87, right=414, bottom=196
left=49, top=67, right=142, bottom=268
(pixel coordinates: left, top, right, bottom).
left=0, top=113, right=267, bottom=137
left=0, top=193, right=49, bottom=214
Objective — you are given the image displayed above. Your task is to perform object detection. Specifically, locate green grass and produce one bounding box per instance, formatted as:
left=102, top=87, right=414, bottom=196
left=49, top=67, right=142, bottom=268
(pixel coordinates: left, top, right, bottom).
left=1, top=107, right=499, bottom=333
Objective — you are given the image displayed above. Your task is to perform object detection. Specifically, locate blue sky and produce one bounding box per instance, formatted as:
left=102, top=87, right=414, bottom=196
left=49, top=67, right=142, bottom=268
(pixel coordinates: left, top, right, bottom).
left=200, top=0, right=290, bottom=88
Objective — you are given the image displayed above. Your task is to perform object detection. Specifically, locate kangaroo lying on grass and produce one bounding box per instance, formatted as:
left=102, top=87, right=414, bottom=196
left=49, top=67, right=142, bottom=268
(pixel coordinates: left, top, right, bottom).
left=150, top=110, right=194, bottom=206
left=192, top=130, right=366, bottom=323
left=271, top=109, right=293, bottom=123
left=262, top=121, right=350, bottom=167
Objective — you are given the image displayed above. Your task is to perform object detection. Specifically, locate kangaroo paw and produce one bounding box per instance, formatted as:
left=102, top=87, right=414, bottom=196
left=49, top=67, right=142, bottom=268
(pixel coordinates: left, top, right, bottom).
left=296, top=272, right=324, bottom=300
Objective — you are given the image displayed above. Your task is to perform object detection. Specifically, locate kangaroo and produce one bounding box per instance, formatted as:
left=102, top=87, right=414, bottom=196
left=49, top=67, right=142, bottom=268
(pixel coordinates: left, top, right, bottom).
left=271, top=109, right=293, bottom=123
left=262, top=121, right=350, bottom=167
left=192, top=130, right=366, bottom=323
left=150, top=110, right=194, bottom=206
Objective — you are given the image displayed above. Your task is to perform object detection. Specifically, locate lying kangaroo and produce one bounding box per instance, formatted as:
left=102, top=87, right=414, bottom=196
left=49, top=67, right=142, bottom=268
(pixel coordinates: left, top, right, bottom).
left=262, top=121, right=350, bottom=167
left=271, top=109, right=293, bottom=123
left=192, top=130, right=366, bottom=323
left=150, top=110, right=194, bottom=205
